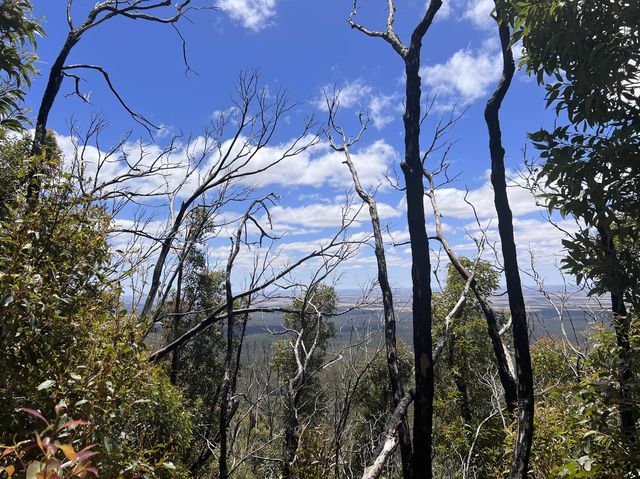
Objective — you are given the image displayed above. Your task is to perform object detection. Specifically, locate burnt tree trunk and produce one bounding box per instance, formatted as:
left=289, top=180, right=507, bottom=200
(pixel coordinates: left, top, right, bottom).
left=31, top=32, right=79, bottom=157
left=27, top=32, right=79, bottom=200
left=402, top=49, right=434, bottom=479
left=282, top=390, right=301, bottom=479
left=484, top=5, right=534, bottom=478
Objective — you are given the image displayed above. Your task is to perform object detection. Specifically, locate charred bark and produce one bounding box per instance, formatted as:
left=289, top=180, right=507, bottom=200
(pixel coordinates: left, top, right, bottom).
left=169, top=263, right=184, bottom=385
left=349, top=1, right=443, bottom=475
left=403, top=44, right=435, bottom=479
left=27, top=32, right=79, bottom=200
left=484, top=5, right=534, bottom=477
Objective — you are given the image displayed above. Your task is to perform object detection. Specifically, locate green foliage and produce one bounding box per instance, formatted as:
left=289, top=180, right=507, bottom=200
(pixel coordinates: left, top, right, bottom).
left=357, top=341, right=414, bottom=424
left=287, top=425, right=334, bottom=479
left=518, top=330, right=640, bottom=478
left=0, top=0, right=42, bottom=130
left=0, top=134, right=192, bottom=478
left=513, top=0, right=639, bottom=128
left=161, top=251, right=226, bottom=471
left=432, top=259, right=506, bottom=477
left=514, top=0, right=640, bottom=307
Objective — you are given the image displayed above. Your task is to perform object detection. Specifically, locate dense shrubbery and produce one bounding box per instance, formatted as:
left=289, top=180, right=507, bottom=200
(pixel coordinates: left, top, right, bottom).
left=0, top=134, right=192, bottom=477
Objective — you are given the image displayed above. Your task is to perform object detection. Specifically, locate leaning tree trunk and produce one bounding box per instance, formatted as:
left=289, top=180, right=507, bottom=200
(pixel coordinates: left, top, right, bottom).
left=31, top=31, right=79, bottom=157
left=485, top=4, right=534, bottom=478
left=169, top=263, right=184, bottom=385
left=27, top=31, right=79, bottom=200
left=429, top=192, right=518, bottom=414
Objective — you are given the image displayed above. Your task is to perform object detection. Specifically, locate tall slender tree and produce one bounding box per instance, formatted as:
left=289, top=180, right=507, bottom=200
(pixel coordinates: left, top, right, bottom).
left=485, top=2, right=534, bottom=476
left=348, top=1, right=443, bottom=476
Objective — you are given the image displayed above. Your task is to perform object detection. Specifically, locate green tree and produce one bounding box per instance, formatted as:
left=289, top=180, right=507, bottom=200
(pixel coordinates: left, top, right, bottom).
left=161, top=250, right=227, bottom=476
left=515, top=0, right=640, bottom=449
left=432, top=260, right=507, bottom=477
left=272, top=284, right=338, bottom=409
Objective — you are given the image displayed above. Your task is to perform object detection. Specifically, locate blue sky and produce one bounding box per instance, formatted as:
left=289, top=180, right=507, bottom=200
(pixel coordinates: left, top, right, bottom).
left=26, top=0, right=574, bottom=291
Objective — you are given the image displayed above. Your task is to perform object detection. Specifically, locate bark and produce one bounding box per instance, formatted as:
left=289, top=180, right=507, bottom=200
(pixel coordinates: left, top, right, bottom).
left=484, top=5, right=534, bottom=478
left=27, top=31, right=79, bottom=200
left=597, top=224, right=637, bottom=444
left=141, top=202, right=191, bottom=319
left=31, top=31, right=78, bottom=157
left=341, top=146, right=413, bottom=478
left=282, top=392, right=300, bottom=479
left=281, top=300, right=325, bottom=478
left=219, top=204, right=256, bottom=479
left=169, top=263, right=184, bottom=385
left=403, top=44, right=435, bottom=479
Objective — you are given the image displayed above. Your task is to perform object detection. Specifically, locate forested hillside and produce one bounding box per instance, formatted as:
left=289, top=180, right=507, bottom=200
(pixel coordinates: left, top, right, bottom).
left=1, top=0, right=638, bottom=478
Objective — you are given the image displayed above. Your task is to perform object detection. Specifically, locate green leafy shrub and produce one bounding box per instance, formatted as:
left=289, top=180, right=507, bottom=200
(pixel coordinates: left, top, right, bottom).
left=0, top=133, right=192, bottom=477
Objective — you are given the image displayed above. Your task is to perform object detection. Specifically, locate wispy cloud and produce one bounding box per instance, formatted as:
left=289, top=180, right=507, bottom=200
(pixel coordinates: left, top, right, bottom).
left=216, top=0, right=277, bottom=32
left=462, top=0, right=495, bottom=29
left=314, top=80, right=402, bottom=130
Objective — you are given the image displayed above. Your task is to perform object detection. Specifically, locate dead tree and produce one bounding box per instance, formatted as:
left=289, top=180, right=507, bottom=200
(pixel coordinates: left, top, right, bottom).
left=139, top=72, right=317, bottom=320
left=360, top=261, right=479, bottom=479
left=348, top=1, right=443, bottom=476
left=28, top=0, right=200, bottom=199
left=219, top=196, right=277, bottom=479
left=484, top=2, right=534, bottom=477
left=277, top=276, right=358, bottom=477
left=325, top=95, right=413, bottom=479
left=148, top=213, right=364, bottom=363
left=424, top=153, right=517, bottom=415
left=330, top=324, right=382, bottom=479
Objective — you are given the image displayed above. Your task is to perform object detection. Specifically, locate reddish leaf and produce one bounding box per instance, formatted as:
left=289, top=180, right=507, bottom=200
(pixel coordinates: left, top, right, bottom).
left=19, top=408, right=49, bottom=426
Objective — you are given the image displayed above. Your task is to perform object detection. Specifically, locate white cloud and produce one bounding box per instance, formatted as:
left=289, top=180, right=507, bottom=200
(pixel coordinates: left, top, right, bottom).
left=421, top=40, right=502, bottom=104
left=403, top=169, right=542, bottom=222
left=216, top=0, right=277, bottom=32
left=435, top=0, right=494, bottom=29
left=463, top=0, right=494, bottom=29
left=369, top=93, right=402, bottom=129
left=314, top=80, right=372, bottom=111
left=267, top=198, right=401, bottom=231
left=55, top=129, right=400, bottom=210
left=228, top=138, right=399, bottom=189
left=315, top=80, right=402, bottom=130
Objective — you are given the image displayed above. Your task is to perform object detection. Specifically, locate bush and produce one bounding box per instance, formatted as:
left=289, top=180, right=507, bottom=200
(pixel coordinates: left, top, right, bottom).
left=0, top=133, right=192, bottom=477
